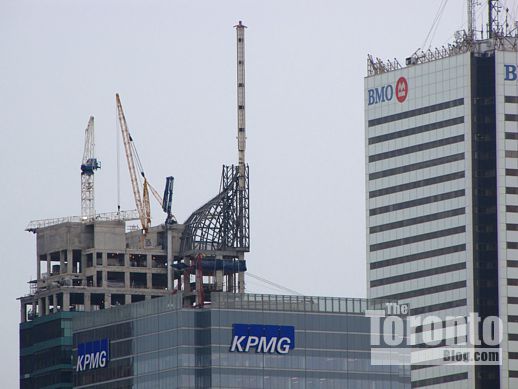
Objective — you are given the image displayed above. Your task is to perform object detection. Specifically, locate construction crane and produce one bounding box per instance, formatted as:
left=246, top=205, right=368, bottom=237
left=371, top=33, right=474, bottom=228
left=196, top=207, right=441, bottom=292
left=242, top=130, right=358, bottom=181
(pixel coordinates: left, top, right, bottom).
left=235, top=21, right=247, bottom=190
left=81, top=116, right=101, bottom=220
left=25, top=114, right=140, bottom=233
left=235, top=21, right=248, bottom=250
left=116, top=94, right=150, bottom=232
left=115, top=94, right=174, bottom=232
left=162, top=176, right=176, bottom=225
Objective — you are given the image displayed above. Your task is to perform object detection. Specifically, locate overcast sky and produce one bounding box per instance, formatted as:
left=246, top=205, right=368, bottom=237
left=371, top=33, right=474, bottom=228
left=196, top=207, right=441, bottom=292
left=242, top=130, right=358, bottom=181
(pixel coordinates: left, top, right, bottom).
left=0, top=0, right=490, bottom=385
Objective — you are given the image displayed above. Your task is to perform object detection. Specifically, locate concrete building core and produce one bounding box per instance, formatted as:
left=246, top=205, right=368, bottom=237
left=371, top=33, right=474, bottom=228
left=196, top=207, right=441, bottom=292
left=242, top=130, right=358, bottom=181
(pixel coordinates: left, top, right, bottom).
left=19, top=221, right=182, bottom=321
left=20, top=202, right=250, bottom=322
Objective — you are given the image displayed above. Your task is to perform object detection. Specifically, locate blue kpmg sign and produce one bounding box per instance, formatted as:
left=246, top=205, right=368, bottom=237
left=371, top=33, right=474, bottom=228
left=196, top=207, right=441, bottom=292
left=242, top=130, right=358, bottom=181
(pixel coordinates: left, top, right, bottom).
left=230, top=324, right=295, bottom=354
left=76, top=338, right=110, bottom=372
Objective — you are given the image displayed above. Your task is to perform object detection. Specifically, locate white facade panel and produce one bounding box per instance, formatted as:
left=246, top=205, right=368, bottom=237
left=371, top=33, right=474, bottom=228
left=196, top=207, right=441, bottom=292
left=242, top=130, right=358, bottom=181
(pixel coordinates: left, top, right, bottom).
left=366, top=52, right=473, bottom=388
left=497, top=50, right=518, bottom=389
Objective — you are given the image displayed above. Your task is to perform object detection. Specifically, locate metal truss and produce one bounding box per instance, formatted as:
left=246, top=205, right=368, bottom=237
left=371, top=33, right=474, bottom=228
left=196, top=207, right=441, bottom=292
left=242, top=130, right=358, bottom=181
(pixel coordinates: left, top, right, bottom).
left=180, top=165, right=249, bottom=254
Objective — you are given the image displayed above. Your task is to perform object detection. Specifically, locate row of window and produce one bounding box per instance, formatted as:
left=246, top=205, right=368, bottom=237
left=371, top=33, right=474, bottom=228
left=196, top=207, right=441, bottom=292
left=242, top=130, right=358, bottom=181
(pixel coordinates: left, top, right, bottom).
left=370, top=190, right=465, bottom=216
left=368, top=98, right=464, bottom=128
left=369, top=153, right=464, bottom=181
left=370, top=208, right=465, bottom=234
left=369, top=134, right=464, bottom=162
left=370, top=262, right=466, bottom=288
left=370, top=226, right=465, bottom=252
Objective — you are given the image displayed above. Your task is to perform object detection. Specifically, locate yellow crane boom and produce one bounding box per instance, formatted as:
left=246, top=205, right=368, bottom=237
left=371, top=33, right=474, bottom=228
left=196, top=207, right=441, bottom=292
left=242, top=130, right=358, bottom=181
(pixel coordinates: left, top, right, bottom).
left=115, top=94, right=151, bottom=233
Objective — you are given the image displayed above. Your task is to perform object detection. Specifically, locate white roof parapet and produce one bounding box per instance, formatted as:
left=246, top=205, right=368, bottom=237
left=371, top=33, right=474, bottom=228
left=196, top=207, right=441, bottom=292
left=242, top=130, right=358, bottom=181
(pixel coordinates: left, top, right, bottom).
left=25, top=210, right=140, bottom=232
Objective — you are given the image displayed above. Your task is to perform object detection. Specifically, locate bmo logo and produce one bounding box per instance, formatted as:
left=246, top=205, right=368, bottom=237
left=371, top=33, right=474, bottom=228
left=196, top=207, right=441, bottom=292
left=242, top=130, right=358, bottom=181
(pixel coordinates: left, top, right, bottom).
left=368, top=77, right=408, bottom=105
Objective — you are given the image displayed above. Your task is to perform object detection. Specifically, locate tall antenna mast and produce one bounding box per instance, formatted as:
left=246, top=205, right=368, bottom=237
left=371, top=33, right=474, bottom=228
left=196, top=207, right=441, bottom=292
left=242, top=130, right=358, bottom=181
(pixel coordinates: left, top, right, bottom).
left=235, top=21, right=247, bottom=190
left=468, top=0, right=476, bottom=39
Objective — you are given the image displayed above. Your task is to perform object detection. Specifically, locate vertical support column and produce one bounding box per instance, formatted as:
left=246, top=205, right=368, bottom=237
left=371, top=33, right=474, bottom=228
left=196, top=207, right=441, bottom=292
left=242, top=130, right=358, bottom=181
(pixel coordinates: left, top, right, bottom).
left=20, top=303, right=26, bottom=323
left=125, top=294, right=131, bottom=304
left=195, top=254, right=204, bottom=306
left=46, top=255, right=51, bottom=276
left=102, top=252, right=107, bottom=288
left=38, top=297, right=44, bottom=317
left=125, top=272, right=130, bottom=289
left=147, top=272, right=152, bottom=290
left=167, top=229, right=173, bottom=291
left=183, top=258, right=191, bottom=293
left=84, top=292, right=91, bottom=312
left=37, top=254, right=42, bottom=281
left=228, top=273, right=234, bottom=293
left=238, top=272, right=245, bottom=293
left=238, top=253, right=245, bottom=293
left=215, top=255, right=223, bottom=291
left=216, top=270, right=223, bottom=291
left=60, top=250, right=65, bottom=274
left=105, top=293, right=111, bottom=309
left=32, top=300, right=37, bottom=319
left=67, top=249, right=73, bottom=274
left=44, top=296, right=50, bottom=316
left=63, top=291, right=70, bottom=312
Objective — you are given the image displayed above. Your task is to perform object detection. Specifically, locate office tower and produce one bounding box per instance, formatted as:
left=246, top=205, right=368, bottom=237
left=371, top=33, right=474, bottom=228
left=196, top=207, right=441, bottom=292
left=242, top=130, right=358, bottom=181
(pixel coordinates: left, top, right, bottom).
left=365, top=14, right=518, bottom=388
left=71, top=293, right=409, bottom=388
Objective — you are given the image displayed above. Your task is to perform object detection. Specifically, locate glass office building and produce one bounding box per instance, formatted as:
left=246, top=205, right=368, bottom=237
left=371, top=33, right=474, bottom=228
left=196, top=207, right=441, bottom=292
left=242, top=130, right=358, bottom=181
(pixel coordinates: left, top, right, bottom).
left=71, top=292, right=409, bottom=388
left=20, top=311, right=75, bottom=388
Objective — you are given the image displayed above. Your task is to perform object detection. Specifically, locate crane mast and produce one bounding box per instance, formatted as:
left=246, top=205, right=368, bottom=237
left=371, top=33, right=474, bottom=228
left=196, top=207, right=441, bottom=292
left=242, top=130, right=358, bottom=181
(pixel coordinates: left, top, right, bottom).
left=235, top=21, right=247, bottom=189
left=115, top=94, right=150, bottom=233
left=162, top=176, right=176, bottom=225
left=235, top=21, right=248, bottom=252
left=80, top=116, right=100, bottom=220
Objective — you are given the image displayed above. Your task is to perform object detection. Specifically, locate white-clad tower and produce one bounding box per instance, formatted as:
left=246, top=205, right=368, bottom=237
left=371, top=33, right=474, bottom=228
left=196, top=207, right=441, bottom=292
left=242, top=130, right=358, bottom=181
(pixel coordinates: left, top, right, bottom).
left=366, top=31, right=518, bottom=388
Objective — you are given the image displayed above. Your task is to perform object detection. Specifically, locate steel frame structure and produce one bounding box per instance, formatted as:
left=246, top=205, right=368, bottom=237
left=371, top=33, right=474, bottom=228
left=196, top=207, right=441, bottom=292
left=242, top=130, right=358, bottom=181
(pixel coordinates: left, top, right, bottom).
left=180, top=164, right=249, bottom=255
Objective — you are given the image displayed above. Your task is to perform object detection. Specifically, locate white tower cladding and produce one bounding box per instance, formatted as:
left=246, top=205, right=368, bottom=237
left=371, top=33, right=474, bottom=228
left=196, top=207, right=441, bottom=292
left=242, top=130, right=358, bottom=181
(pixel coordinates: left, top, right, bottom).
left=366, top=52, right=474, bottom=388
left=496, top=49, right=518, bottom=389
left=365, top=40, right=518, bottom=387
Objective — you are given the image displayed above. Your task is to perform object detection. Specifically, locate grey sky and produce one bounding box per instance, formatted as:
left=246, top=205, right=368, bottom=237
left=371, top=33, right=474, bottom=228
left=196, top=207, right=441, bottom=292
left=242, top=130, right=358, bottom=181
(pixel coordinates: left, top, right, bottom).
left=1, top=0, right=473, bottom=385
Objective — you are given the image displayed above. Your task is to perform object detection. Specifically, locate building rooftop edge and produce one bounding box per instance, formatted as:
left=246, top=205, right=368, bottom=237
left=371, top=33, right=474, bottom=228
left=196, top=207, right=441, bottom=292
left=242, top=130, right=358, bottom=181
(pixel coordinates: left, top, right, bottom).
left=367, top=34, right=518, bottom=77
left=70, top=292, right=398, bottom=331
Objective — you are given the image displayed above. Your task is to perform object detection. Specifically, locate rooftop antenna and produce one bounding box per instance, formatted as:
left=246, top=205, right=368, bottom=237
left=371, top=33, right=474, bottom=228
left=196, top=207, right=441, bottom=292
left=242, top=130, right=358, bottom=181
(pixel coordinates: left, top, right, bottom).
left=488, top=0, right=500, bottom=38
left=468, top=0, right=476, bottom=39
